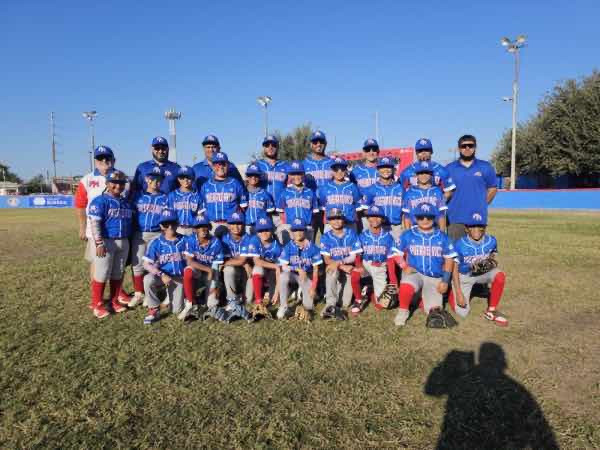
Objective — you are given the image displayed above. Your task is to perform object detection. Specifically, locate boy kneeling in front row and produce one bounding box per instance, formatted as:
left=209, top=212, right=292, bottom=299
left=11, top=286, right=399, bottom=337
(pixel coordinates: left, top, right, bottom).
left=393, top=203, right=457, bottom=328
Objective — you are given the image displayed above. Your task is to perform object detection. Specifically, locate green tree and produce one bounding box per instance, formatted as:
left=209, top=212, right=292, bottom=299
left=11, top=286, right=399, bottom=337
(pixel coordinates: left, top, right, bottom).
left=250, top=123, right=314, bottom=162
left=26, top=174, right=50, bottom=193
left=492, top=70, right=600, bottom=178
left=0, top=163, right=22, bottom=183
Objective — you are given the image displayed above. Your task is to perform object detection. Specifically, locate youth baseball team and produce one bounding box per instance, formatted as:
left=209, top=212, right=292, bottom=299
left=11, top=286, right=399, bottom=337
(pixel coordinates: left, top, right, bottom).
left=75, top=131, right=507, bottom=327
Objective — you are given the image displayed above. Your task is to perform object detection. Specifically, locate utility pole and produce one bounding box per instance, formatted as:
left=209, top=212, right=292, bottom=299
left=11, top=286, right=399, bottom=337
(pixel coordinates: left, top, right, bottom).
left=82, top=111, right=97, bottom=172
left=50, top=112, right=57, bottom=179
left=165, top=108, right=182, bottom=162
left=375, top=111, right=380, bottom=144
left=257, top=96, right=272, bottom=136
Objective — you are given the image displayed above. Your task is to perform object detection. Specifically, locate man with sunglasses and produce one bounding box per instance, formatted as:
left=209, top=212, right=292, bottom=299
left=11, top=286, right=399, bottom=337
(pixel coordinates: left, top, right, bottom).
left=253, top=135, right=288, bottom=229
left=303, top=130, right=333, bottom=234
left=445, top=135, right=498, bottom=240
left=132, top=136, right=181, bottom=195
left=400, top=138, right=455, bottom=199
left=192, top=134, right=244, bottom=189
left=349, top=138, right=381, bottom=231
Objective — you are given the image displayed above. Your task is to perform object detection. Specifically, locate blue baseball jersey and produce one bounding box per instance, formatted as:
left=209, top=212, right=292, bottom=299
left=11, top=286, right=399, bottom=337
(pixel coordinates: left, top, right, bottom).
left=445, top=158, right=497, bottom=225
left=241, top=235, right=283, bottom=263
left=132, top=160, right=181, bottom=194
left=88, top=193, right=133, bottom=239
left=192, top=159, right=243, bottom=189
left=402, top=186, right=447, bottom=225
left=394, top=228, right=457, bottom=278
left=133, top=192, right=169, bottom=232
left=303, top=155, right=333, bottom=192
left=277, top=186, right=319, bottom=225
left=349, top=162, right=379, bottom=195
left=254, top=159, right=288, bottom=206
left=318, top=180, right=361, bottom=223
left=184, top=235, right=224, bottom=266
left=359, top=229, right=396, bottom=263
left=319, top=229, right=363, bottom=261
left=167, top=189, right=202, bottom=227
left=143, top=235, right=187, bottom=277
left=279, top=240, right=323, bottom=272
left=246, top=188, right=275, bottom=225
left=453, top=235, right=499, bottom=275
left=361, top=181, right=404, bottom=225
left=400, top=160, right=456, bottom=192
left=221, top=233, right=253, bottom=258
left=200, top=178, right=248, bottom=222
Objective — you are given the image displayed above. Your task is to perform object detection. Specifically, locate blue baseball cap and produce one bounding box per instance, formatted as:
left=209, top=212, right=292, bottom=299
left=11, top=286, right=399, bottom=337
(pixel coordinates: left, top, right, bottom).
left=192, top=213, right=211, bottom=228
left=151, top=136, right=169, bottom=147
left=290, top=218, right=307, bottom=231
left=227, top=211, right=245, bottom=224
left=262, top=135, right=279, bottom=146
left=105, top=169, right=127, bottom=183
left=287, top=161, right=305, bottom=174
left=326, top=207, right=345, bottom=220
left=177, top=165, right=194, bottom=178
left=415, top=138, right=433, bottom=152
left=465, top=213, right=487, bottom=227
left=202, top=135, right=220, bottom=146
left=94, top=145, right=114, bottom=159
left=245, top=163, right=262, bottom=176
left=212, top=152, right=229, bottom=164
left=363, top=138, right=379, bottom=150
left=146, top=167, right=164, bottom=179
left=255, top=216, right=274, bottom=232
left=159, top=209, right=179, bottom=225
left=377, top=157, right=395, bottom=168
left=330, top=157, right=348, bottom=169
left=366, top=205, right=385, bottom=217
left=415, top=161, right=434, bottom=174
left=415, top=203, right=438, bottom=218
left=310, top=130, right=327, bottom=143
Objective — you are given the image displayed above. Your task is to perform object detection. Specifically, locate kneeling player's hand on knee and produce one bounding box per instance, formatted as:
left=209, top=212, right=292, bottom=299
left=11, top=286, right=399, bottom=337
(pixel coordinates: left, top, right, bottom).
left=96, top=244, right=106, bottom=258
left=457, top=292, right=466, bottom=307
left=437, top=281, right=448, bottom=294
left=161, top=273, right=172, bottom=286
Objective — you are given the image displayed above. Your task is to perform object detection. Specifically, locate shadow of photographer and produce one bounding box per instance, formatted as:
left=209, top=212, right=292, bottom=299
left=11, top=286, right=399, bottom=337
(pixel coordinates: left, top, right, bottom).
left=424, top=342, right=559, bottom=450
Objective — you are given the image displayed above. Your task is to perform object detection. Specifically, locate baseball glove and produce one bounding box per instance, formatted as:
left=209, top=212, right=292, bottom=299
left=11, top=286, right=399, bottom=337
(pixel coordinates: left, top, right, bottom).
left=470, top=256, right=498, bottom=276
left=426, top=308, right=458, bottom=329
left=377, top=284, right=399, bottom=309
left=294, top=305, right=312, bottom=322
left=252, top=303, right=273, bottom=320
left=320, top=305, right=347, bottom=321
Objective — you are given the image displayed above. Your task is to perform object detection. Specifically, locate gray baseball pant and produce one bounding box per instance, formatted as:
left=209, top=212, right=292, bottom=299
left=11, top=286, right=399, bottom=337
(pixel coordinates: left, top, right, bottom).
left=185, top=267, right=219, bottom=308
left=176, top=226, right=194, bottom=236
left=401, top=272, right=444, bottom=313
left=143, top=273, right=184, bottom=313
left=325, top=270, right=354, bottom=308
left=448, top=223, right=466, bottom=241
left=454, top=269, right=500, bottom=318
left=362, top=260, right=389, bottom=298
left=131, top=231, right=161, bottom=276
left=279, top=271, right=314, bottom=311
left=93, top=238, right=129, bottom=282
left=222, top=265, right=254, bottom=303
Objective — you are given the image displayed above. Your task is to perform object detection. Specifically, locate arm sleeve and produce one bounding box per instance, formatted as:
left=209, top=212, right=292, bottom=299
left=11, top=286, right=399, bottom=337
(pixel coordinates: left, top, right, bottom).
left=74, top=181, right=88, bottom=208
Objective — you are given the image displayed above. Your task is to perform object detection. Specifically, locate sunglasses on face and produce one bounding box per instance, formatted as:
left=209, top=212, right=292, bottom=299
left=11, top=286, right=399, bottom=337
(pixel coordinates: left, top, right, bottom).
left=95, top=157, right=113, bottom=163
left=311, top=140, right=326, bottom=145
left=416, top=215, right=433, bottom=221
left=460, top=143, right=476, bottom=149
left=264, top=144, right=278, bottom=149
left=332, top=167, right=346, bottom=172
left=364, top=148, right=379, bottom=153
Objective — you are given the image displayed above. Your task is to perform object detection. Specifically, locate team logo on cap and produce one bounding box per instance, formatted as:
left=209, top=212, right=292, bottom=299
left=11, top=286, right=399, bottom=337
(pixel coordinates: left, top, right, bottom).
left=259, top=218, right=267, bottom=225
left=89, top=205, right=98, bottom=213
left=421, top=204, right=431, bottom=212
left=419, top=139, right=428, bottom=145
left=293, top=218, right=302, bottom=225
left=291, top=162, right=299, bottom=169
left=472, top=213, right=482, bottom=221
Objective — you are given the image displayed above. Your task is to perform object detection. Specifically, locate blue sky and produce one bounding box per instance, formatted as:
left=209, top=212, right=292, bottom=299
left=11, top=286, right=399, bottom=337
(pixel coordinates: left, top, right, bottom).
left=2, top=0, right=599, bottom=179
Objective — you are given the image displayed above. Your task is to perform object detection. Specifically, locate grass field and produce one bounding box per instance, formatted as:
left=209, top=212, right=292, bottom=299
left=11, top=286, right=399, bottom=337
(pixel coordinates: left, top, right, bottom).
left=1, top=209, right=599, bottom=449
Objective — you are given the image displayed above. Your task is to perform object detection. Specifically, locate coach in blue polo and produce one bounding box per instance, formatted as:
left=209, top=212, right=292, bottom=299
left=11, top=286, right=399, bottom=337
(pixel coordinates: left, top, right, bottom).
left=131, top=136, right=181, bottom=194
left=445, top=134, right=498, bottom=240
left=192, top=134, right=243, bottom=189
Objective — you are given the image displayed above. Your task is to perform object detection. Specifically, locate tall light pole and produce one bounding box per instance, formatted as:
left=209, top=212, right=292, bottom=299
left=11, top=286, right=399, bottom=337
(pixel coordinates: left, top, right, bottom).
left=501, top=35, right=526, bottom=190
left=82, top=111, right=97, bottom=172
left=165, top=108, right=182, bottom=162
left=257, top=96, right=272, bottom=136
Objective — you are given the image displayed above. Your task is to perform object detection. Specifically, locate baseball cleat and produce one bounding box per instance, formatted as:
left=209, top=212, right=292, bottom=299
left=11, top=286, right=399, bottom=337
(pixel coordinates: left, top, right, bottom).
left=143, top=308, right=161, bottom=325
left=178, top=300, right=194, bottom=321
left=394, top=310, right=409, bottom=327
left=93, top=305, right=110, bottom=319
left=483, top=308, right=508, bottom=327
left=111, top=301, right=127, bottom=314
left=276, top=306, right=288, bottom=320
left=128, top=292, right=144, bottom=308
left=117, top=292, right=132, bottom=306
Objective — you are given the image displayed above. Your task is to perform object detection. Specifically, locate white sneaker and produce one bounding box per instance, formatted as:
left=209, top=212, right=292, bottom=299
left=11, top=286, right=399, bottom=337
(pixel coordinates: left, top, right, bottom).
left=394, top=310, right=409, bottom=327
left=178, top=300, right=194, bottom=321
left=128, top=292, right=144, bottom=308
left=276, top=306, right=288, bottom=320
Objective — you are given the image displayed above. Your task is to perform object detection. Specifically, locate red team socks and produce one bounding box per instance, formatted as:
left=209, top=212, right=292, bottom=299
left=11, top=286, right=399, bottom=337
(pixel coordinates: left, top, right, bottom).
left=252, top=275, right=263, bottom=304
left=387, top=258, right=399, bottom=286
left=133, top=274, right=144, bottom=293
left=91, top=280, right=106, bottom=309
left=183, top=269, right=195, bottom=304
left=489, top=272, right=506, bottom=310
left=398, top=284, right=415, bottom=310
left=109, top=279, right=123, bottom=304
left=350, top=270, right=362, bottom=301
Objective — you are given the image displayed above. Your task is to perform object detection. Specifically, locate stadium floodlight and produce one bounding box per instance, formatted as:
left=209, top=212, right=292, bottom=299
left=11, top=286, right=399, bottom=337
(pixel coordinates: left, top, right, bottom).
left=82, top=111, right=98, bottom=172
left=502, top=96, right=513, bottom=102
left=256, top=96, right=272, bottom=136
left=500, top=36, right=527, bottom=190
left=164, top=108, right=182, bottom=162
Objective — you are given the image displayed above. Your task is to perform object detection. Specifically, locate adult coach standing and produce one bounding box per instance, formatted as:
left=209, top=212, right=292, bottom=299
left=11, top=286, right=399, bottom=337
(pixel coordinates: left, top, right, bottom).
left=303, top=130, right=333, bottom=234
left=254, top=135, right=288, bottom=228
left=131, top=137, right=181, bottom=195
left=445, top=135, right=498, bottom=240
left=192, top=134, right=243, bottom=189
